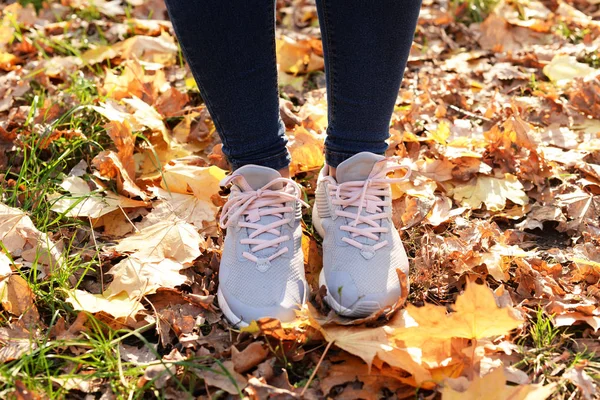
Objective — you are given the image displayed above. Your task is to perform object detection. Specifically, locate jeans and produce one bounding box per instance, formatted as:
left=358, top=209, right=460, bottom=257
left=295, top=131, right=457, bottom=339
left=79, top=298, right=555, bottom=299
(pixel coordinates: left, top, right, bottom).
left=164, top=0, right=422, bottom=170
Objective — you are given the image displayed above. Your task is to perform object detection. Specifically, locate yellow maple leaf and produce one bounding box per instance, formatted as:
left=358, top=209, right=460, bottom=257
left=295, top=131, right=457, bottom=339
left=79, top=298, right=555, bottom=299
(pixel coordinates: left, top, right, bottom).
left=65, top=289, right=145, bottom=320
left=287, top=126, right=325, bottom=176
left=391, top=283, right=523, bottom=341
left=160, top=160, right=226, bottom=202
left=451, top=174, right=528, bottom=211
left=441, top=367, right=556, bottom=400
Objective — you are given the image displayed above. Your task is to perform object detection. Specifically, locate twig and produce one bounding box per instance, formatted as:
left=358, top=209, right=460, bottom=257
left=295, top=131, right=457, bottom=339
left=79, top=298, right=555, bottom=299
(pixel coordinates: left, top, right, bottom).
left=301, top=340, right=333, bottom=396
left=448, top=104, right=492, bottom=123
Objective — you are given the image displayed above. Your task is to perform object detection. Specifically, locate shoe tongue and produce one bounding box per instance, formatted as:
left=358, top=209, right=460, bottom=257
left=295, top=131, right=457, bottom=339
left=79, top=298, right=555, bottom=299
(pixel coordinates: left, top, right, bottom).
left=233, top=165, right=282, bottom=190
left=231, top=165, right=286, bottom=260
left=335, top=153, right=387, bottom=247
left=335, top=152, right=385, bottom=183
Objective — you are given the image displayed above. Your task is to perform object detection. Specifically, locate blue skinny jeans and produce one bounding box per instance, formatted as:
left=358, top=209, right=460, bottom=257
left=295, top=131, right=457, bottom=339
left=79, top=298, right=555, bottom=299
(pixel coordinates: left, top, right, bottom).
left=164, top=0, right=422, bottom=170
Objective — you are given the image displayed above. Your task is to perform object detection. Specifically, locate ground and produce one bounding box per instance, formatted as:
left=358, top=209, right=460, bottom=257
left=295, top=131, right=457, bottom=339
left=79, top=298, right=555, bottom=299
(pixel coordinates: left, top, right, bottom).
left=0, top=0, right=600, bottom=399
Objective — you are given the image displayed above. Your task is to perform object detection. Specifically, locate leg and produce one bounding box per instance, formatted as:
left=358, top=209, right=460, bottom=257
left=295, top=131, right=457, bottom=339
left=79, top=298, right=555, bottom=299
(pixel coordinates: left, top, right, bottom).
left=315, top=0, right=422, bottom=167
left=164, top=0, right=288, bottom=171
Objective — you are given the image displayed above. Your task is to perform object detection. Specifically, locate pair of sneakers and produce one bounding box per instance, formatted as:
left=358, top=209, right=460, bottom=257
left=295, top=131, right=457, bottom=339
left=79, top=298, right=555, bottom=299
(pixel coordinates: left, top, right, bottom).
left=217, top=152, right=411, bottom=327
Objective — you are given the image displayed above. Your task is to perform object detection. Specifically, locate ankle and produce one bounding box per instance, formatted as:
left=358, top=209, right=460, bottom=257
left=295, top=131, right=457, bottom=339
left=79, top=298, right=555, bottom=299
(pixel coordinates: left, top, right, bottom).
left=278, top=167, right=291, bottom=178
left=328, top=165, right=336, bottom=179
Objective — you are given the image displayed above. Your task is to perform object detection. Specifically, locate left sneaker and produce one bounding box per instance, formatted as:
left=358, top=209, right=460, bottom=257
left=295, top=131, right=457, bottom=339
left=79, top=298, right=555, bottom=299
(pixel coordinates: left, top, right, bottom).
left=312, top=152, right=411, bottom=318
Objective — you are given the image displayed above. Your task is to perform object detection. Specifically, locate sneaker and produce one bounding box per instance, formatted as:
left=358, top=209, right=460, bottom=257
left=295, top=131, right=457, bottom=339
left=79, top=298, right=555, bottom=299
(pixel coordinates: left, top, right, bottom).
left=218, top=165, right=308, bottom=327
left=312, top=152, right=411, bottom=317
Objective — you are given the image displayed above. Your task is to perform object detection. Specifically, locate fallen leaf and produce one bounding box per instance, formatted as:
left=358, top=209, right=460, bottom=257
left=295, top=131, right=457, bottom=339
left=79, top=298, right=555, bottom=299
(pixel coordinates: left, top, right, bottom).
left=115, top=216, right=203, bottom=264
left=107, top=256, right=189, bottom=298
left=543, top=55, right=596, bottom=86
left=200, top=361, right=247, bottom=395
left=564, top=366, right=597, bottom=400
left=65, top=289, right=145, bottom=320
left=451, top=174, right=529, bottom=211
left=391, top=282, right=523, bottom=341
left=0, top=203, right=62, bottom=268
left=50, top=176, right=147, bottom=219
left=288, top=126, right=325, bottom=176
left=441, top=367, right=555, bottom=400
left=232, top=342, right=269, bottom=373
left=160, top=159, right=226, bottom=200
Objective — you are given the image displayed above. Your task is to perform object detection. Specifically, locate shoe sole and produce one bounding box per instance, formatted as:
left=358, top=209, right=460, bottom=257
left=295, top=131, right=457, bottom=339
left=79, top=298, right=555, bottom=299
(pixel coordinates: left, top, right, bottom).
left=217, top=288, right=248, bottom=328
left=218, top=283, right=310, bottom=329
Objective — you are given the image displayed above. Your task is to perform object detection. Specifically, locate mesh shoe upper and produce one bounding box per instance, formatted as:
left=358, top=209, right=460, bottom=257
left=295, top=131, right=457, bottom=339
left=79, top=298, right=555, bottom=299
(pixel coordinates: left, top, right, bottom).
left=314, top=152, right=411, bottom=316
left=218, top=165, right=307, bottom=326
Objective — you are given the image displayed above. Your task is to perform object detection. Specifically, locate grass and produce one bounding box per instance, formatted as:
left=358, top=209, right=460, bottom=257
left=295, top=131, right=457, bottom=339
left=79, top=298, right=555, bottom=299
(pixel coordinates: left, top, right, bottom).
left=450, top=0, right=499, bottom=24
left=514, top=308, right=600, bottom=398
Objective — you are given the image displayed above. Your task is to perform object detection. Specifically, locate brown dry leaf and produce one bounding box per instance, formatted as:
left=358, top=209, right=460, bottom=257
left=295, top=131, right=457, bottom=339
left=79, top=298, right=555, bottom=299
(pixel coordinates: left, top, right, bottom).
left=244, top=377, right=300, bottom=399
left=201, top=361, right=247, bottom=395
left=276, top=35, right=324, bottom=75
left=391, top=283, right=523, bottom=341
left=393, top=195, right=435, bottom=229
left=115, top=216, right=203, bottom=264
left=82, top=31, right=178, bottom=65
left=287, top=126, right=325, bottom=176
left=477, top=14, right=522, bottom=52
left=105, top=120, right=136, bottom=178
left=563, top=366, right=597, bottom=400
left=93, top=151, right=148, bottom=200
left=154, top=87, right=189, bottom=118
left=425, top=195, right=468, bottom=226
left=232, top=342, right=269, bottom=373
left=569, top=74, right=600, bottom=119
left=318, top=353, right=411, bottom=398
left=1, top=274, right=40, bottom=325
left=0, top=325, right=37, bottom=363
left=50, top=176, right=147, bottom=219
left=0, top=203, right=62, bottom=268
left=65, top=289, right=145, bottom=320
left=107, top=256, right=189, bottom=298
left=441, top=367, right=555, bottom=400
left=451, top=174, right=529, bottom=211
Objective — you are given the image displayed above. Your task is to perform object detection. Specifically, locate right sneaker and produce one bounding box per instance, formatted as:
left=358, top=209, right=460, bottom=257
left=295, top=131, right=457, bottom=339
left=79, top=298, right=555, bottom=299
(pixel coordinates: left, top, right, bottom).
left=312, top=152, right=411, bottom=318
left=218, top=165, right=308, bottom=327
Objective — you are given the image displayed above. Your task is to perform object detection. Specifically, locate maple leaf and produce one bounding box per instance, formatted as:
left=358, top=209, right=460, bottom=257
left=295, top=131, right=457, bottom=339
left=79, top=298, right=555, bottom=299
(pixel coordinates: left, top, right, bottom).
left=106, top=256, right=189, bottom=298
left=451, top=174, right=528, bottom=211
left=287, top=126, right=325, bottom=176
left=543, top=55, right=596, bottom=87
left=276, top=35, right=324, bottom=75
left=391, top=283, right=523, bottom=342
left=143, top=187, right=218, bottom=230
left=82, top=32, right=178, bottom=65
left=93, top=150, right=148, bottom=200
left=115, top=216, right=203, bottom=264
left=0, top=203, right=62, bottom=269
left=160, top=160, right=226, bottom=201
left=50, top=176, right=147, bottom=219
left=65, top=289, right=145, bottom=320
left=441, top=367, right=555, bottom=400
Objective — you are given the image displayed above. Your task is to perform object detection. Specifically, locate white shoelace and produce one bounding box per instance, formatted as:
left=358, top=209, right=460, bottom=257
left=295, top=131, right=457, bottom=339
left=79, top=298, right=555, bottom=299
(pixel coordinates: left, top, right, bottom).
left=330, top=160, right=411, bottom=251
left=220, top=176, right=307, bottom=263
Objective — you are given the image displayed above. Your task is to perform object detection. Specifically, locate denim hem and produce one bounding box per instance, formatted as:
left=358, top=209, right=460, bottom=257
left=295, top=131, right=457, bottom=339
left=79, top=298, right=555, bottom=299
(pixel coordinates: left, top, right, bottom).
left=325, top=148, right=387, bottom=168
left=228, top=149, right=291, bottom=171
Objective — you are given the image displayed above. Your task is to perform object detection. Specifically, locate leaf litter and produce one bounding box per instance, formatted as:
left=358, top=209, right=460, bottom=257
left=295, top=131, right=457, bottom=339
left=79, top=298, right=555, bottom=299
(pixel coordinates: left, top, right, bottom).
left=1, top=0, right=600, bottom=398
